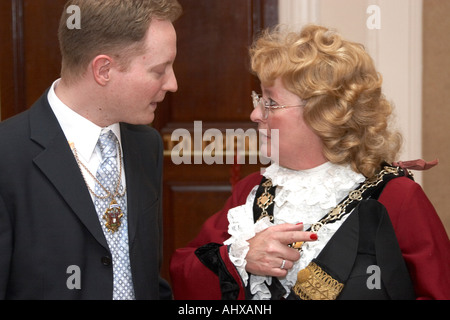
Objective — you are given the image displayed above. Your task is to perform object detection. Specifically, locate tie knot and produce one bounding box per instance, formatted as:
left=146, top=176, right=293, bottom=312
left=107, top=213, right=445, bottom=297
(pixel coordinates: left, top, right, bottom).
left=97, top=130, right=118, bottom=159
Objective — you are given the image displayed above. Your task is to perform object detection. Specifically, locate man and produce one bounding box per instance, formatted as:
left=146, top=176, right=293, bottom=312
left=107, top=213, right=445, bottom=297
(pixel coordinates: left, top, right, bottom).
left=0, top=0, right=182, bottom=299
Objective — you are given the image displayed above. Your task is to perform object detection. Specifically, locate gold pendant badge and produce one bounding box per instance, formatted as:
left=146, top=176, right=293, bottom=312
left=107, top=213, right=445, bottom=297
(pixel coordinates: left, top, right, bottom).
left=103, top=199, right=123, bottom=233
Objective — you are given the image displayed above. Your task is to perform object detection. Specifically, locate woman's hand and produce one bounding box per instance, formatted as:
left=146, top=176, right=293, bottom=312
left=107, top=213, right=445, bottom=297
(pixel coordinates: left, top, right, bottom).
left=245, top=223, right=318, bottom=277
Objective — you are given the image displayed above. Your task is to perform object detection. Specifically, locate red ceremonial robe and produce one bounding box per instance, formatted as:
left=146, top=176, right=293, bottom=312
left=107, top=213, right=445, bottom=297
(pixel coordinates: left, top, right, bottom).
left=169, top=172, right=450, bottom=300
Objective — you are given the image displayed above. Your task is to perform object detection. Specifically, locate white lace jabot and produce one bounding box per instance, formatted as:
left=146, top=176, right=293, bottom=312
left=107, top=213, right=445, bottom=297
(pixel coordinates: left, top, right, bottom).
left=224, top=162, right=365, bottom=300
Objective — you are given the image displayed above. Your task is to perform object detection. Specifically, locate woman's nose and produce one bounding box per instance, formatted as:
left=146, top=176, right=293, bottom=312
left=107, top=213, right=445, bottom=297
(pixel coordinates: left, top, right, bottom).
left=250, top=106, right=264, bottom=123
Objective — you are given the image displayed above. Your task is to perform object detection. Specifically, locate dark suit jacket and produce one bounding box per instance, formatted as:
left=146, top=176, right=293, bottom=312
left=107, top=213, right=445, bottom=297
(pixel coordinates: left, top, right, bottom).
left=0, top=89, right=171, bottom=299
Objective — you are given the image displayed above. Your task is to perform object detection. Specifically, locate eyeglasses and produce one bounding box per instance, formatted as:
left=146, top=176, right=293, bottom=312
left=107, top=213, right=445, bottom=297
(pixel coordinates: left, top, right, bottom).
left=251, top=91, right=306, bottom=120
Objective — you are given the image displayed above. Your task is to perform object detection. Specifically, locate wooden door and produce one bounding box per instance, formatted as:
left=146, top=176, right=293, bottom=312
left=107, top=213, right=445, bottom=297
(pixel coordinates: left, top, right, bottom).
left=1, top=0, right=66, bottom=120
left=0, top=0, right=278, bottom=285
left=155, top=0, right=278, bottom=282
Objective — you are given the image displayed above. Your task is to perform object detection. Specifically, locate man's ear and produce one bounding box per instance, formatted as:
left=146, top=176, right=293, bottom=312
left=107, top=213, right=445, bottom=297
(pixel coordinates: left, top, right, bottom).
left=91, top=55, right=113, bottom=86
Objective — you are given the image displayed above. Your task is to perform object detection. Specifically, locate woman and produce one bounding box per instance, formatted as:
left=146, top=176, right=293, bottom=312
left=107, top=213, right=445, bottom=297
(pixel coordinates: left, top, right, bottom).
left=169, top=24, right=449, bottom=300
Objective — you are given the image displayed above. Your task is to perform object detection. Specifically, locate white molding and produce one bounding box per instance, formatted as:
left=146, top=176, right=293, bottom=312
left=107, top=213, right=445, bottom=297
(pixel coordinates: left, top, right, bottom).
left=365, top=0, right=380, bottom=66
left=278, top=0, right=320, bottom=29
left=407, top=0, right=423, bottom=184
left=371, top=0, right=423, bottom=183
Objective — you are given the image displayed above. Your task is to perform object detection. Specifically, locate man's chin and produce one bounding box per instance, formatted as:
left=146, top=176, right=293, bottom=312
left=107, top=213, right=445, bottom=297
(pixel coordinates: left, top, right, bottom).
left=126, top=113, right=155, bottom=126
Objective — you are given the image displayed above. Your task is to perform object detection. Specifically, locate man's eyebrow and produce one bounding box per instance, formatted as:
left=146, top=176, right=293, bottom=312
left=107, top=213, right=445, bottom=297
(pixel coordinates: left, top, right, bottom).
left=150, top=60, right=174, bottom=69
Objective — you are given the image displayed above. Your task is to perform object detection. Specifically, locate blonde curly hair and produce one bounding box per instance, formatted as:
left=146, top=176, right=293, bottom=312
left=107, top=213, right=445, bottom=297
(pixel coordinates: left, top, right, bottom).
left=250, top=24, right=402, bottom=178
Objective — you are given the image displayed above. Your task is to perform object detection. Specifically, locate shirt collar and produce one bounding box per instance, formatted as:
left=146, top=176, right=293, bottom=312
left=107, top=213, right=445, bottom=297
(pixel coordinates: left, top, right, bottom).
left=47, top=79, right=122, bottom=162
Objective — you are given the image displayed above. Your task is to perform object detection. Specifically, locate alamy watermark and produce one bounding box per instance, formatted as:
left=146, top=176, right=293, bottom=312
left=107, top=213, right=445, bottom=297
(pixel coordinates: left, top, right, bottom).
left=66, top=265, right=81, bottom=290
left=65, top=263, right=381, bottom=291
left=66, top=5, right=81, bottom=30
left=366, top=4, right=381, bottom=30
left=167, top=121, right=279, bottom=166
left=66, top=4, right=382, bottom=31
left=366, top=265, right=382, bottom=290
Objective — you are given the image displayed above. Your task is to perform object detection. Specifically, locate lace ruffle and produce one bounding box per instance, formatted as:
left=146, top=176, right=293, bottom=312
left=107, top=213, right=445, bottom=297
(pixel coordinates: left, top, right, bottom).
left=224, top=162, right=365, bottom=299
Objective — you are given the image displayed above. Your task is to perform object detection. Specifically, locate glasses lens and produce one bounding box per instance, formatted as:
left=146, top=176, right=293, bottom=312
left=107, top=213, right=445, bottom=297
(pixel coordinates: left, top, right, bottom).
left=252, top=92, right=269, bottom=119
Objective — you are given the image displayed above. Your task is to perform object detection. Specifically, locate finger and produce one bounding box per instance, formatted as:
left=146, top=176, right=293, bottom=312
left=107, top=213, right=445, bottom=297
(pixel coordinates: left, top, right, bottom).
left=279, top=246, right=301, bottom=262
left=269, top=222, right=304, bottom=233
left=278, top=231, right=318, bottom=246
left=277, top=258, right=294, bottom=271
left=268, top=259, right=290, bottom=277
left=270, top=268, right=288, bottom=278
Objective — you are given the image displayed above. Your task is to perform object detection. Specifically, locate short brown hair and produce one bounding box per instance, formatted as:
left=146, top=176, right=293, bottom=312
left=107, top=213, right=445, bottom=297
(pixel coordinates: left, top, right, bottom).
left=250, top=24, right=402, bottom=178
left=58, top=0, right=182, bottom=83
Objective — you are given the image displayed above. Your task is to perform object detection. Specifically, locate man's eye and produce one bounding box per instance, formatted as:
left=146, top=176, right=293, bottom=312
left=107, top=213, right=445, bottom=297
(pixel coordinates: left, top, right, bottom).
left=268, top=98, right=277, bottom=106
left=151, top=66, right=166, bottom=77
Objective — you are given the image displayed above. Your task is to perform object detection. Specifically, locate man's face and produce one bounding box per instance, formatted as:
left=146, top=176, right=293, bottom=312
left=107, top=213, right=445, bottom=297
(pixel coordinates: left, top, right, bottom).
left=108, top=19, right=178, bottom=125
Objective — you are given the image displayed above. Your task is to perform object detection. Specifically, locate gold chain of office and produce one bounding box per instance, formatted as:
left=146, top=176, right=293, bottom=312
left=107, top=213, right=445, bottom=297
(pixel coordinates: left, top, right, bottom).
left=256, top=165, right=408, bottom=249
left=71, top=142, right=126, bottom=233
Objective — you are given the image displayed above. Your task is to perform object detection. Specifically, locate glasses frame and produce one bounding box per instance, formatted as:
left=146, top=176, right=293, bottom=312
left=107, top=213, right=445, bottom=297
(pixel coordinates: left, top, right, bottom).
left=251, top=91, right=306, bottom=120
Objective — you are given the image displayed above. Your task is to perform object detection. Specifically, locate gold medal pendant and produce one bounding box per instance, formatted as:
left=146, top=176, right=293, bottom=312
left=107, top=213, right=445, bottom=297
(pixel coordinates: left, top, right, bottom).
left=103, top=199, right=123, bottom=233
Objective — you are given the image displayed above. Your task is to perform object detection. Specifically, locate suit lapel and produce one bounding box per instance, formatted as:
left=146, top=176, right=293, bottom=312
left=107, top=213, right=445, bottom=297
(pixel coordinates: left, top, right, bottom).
left=29, top=92, right=109, bottom=250
left=120, top=124, right=140, bottom=244
left=120, top=124, right=162, bottom=247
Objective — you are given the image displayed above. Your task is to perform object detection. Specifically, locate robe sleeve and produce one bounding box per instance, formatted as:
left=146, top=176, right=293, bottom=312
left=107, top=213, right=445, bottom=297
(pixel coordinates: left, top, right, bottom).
left=379, top=177, right=450, bottom=300
left=169, top=172, right=262, bottom=300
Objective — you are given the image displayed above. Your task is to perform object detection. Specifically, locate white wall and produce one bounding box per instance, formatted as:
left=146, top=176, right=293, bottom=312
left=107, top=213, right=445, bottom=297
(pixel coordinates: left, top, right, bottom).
left=279, top=0, right=423, bottom=183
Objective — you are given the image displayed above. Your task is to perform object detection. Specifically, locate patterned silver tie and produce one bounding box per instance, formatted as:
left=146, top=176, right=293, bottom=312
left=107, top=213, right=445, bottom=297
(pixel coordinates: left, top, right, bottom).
left=95, top=129, right=135, bottom=300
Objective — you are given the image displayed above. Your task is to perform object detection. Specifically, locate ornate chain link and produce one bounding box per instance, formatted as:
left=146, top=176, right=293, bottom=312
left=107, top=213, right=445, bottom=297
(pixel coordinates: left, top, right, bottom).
left=310, top=166, right=406, bottom=232
left=256, top=179, right=275, bottom=222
